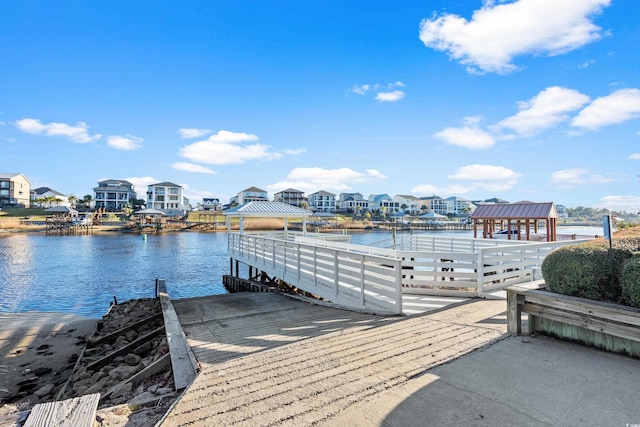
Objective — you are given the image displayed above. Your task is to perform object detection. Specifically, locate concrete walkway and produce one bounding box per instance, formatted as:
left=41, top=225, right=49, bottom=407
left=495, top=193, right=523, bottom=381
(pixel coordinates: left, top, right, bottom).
left=163, top=293, right=640, bottom=426
left=163, top=293, right=507, bottom=426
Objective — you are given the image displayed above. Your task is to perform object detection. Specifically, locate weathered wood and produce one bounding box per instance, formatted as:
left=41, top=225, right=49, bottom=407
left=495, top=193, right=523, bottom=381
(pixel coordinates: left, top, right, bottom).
left=522, top=303, right=640, bottom=342
left=88, top=312, right=163, bottom=347
left=24, top=393, right=99, bottom=427
left=157, top=279, right=199, bottom=391
left=85, top=326, right=165, bottom=372
left=506, top=282, right=640, bottom=355
left=102, top=353, right=171, bottom=400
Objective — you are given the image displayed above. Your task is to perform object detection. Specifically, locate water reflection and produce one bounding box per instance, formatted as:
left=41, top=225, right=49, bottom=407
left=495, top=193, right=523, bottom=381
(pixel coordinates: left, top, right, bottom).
left=0, top=233, right=229, bottom=318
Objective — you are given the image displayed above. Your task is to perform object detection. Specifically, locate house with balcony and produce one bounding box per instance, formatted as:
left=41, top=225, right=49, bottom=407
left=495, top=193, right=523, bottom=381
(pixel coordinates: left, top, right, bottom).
left=420, top=195, right=448, bottom=216
left=445, top=196, right=475, bottom=216
left=273, top=188, right=305, bottom=207
left=236, top=187, right=269, bottom=205
left=0, top=173, right=31, bottom=207
left=308, top=190, right=336, bottom=213
left=337, top=192, right=369, bottom=214
left=93, top=179, right=137, bottom=210
left=369, top=194, right=399, bottom=214
left=31, top=187, right=70, bottom=207
left=393, top=195, right=421, bottom=215
left=147, top=182, right=186, bottom=214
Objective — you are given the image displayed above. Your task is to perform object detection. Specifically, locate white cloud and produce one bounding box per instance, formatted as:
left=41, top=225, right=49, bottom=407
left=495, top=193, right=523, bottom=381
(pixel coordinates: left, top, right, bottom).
left=178, top=128, right=212, bottom=139
left=281, top=148, right=307, bottom=156
left=123, top=176, right=158, bottom=197
left=629, top=153, right=640, bottom=160
left=179, top=130, right=280, bottom=165
left=171, top=162, right=216, bottom=174
left=598, top=195, right=640, bottom=212
left=266, top=167, right=387, bottom=194
left=375, top=90, right=405, bottom=102
left=550, top=168, right=616, bottom=188
left=411, top=183, right=473, bottom=196
left=412, top=164, right=521, bottom=195
left=419, top=0, right=610, bottom=74
left=178, top=183, right=227, bottom=205
left=353, top=82, right=406, bottom=101
left=578, top=59, right=596, bottom=68
left=353, top=84, right=370, bottom=95
left=15, top=118, right=101, bottom=143
left=107, top=135, right=143, bottom=151
left=571, top=88, right=640, bottom=130
left=433, top=126, right=495, bottom=149
left=450, top=164, right=522, bottom=192
left=496, top=86, right=590, bottom=136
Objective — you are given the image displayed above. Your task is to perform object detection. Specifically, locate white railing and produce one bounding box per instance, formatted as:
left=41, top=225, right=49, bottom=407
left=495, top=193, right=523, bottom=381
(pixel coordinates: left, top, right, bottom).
left=228, top=233, right=403, bottom=314
left=228, top=232, right=586, bottom=313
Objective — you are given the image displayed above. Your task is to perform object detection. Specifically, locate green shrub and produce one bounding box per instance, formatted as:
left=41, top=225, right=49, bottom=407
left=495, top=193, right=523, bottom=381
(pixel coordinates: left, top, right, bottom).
left=620, top=256, right=640, bottom=308
left=541, top=244, right=632, bottom=303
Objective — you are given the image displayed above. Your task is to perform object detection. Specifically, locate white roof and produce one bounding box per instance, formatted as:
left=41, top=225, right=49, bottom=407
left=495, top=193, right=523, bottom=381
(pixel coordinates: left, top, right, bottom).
left=223, top=201, right=312, bottom=218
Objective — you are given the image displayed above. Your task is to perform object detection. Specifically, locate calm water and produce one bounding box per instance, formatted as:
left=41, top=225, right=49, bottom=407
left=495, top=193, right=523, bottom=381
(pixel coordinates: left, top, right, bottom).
left=0, top=227, right=602, bottom=318
left=0, top=232, right=231, bottom=318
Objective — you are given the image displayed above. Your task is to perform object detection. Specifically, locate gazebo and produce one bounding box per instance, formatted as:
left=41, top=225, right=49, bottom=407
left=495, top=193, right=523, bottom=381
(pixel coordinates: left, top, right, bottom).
left=471, top=202, right=558, bottom=241
left=223, top=201, right=313, bottom=236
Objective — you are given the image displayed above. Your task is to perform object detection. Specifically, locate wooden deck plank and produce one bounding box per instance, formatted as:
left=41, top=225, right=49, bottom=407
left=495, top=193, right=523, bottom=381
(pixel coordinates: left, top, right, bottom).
left=24, top=393, right=99, bottom=427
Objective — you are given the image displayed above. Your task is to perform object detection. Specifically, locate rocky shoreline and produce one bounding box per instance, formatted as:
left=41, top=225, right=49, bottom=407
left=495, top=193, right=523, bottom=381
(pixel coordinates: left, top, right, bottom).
left=0, top=298, right=182, bottom=426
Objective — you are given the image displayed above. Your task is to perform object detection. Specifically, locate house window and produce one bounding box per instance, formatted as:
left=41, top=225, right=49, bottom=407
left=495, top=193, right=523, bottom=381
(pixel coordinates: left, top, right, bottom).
left=169, top=188, right=179, bottom=195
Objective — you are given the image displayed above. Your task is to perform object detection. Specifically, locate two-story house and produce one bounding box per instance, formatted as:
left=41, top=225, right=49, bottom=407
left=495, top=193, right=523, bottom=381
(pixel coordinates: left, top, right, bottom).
left=202, top=197, right=222, bottom=211
left=369, top=194, right=399, bottom=214
left=308, top=190, right=336, bottom=213
left=420, top=195, right=448, bottom=216
left=337, top=192, right=369, bottom=214
left=236, top=187, right=268, bottom=205
left=392, top=195, right=421, bottom=215
left=273, top=188, right=305, bottom=207
left=93, top=179, right=137, bottom=210
left=147, top=182, right=186, bottom=213
left=0, top=173, right=31, bottom=207
left=445, top=196, right=475, bottom=215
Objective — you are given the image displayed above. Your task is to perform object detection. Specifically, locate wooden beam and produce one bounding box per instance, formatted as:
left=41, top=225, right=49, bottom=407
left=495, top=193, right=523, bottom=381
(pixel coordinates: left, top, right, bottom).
left=157, top=279, right=199, bottom=391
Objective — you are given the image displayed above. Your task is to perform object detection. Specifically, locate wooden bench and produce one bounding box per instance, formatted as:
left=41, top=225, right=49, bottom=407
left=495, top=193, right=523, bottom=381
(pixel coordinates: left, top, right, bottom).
left=24, top=393, right=100, bottom=427
left=506, top=281, right=640, bottom=343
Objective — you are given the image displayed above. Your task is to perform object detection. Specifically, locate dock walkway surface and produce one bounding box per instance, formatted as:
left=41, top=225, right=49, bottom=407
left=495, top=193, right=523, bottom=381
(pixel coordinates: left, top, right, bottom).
left=164, top=292, right=640, bottom=426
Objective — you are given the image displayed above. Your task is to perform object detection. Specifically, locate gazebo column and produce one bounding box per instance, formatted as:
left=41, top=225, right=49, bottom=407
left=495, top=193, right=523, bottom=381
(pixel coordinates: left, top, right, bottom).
left=239, top=217, right=244, bottom=235
left=284, top=218, right=288, bottom=240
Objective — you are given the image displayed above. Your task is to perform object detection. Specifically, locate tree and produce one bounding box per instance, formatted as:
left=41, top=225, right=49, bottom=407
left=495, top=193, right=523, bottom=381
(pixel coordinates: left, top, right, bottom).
left=68, top=194, right=78, bottom=208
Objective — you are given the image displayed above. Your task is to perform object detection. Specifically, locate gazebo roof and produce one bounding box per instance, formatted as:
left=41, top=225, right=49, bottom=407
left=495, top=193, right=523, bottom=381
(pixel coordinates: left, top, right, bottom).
left=471, top=202, right=557, bottom=220
left=44, top=206, right=78, bottom=214
left=223, top=201, right=312, bottom=218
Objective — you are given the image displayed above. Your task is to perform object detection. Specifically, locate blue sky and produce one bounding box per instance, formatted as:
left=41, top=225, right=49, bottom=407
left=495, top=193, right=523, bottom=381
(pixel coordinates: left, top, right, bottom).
left=2, top=0, right=640, bottom=210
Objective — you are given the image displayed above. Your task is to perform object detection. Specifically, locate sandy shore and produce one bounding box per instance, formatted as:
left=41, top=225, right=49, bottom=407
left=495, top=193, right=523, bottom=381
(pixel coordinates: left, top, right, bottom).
left=0, top=312, right=96, bottom=422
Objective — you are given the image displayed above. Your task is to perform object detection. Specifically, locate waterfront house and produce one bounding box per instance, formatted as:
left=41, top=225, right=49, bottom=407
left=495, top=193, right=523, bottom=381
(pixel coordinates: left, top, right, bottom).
left=392, top=195, right=421, bottom=215
left=273, top=188, right=305, bottom=207
left=337, top=192, right=368, bottom=214
left=445, top=196, right=475, bottom=216
left=31, top=187, right=70, bottom=207
left=93, top=179, right=137, bottom=210
left=235, top=187, right=269, bottom=205
left=419, top=195, right=448, bottom=216
left=147, top=182, right=187, bottom=214
left=201, top=197, right=222, bottom=211
left=308, top=190, right=336, bottom=213
left=0, top=173, right=31, bottom=207
left=368, top=194, right=399, bottom=214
